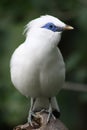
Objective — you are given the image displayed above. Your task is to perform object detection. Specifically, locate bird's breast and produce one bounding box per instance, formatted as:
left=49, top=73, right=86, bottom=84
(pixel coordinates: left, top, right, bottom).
left=39, top=48, right=65, bottom=97
left=10, top=44, right=65, bottom=97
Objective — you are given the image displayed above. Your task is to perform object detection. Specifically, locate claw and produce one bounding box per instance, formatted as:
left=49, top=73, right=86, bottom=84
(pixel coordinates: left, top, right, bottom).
left=28, top=111, right=36, bottom=126
left=47, top=98, right=53, bottom=123
left=47, top=98, right=57, bottom=123
left=47, top=112, right=52, bottom=123
left=28, top=98, right=36, bottom=126
left=28, top=115, right=33, bottom=126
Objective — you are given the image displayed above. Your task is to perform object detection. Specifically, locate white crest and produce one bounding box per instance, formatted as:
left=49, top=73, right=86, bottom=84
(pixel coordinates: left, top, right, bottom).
left=23, top=15, right=65, bottom=35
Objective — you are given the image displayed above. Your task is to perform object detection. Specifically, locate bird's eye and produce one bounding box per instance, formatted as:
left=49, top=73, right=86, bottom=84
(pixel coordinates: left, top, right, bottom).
left=41, top=23, right=55, bottom=32
left=49, top=24, right=54, bottom=29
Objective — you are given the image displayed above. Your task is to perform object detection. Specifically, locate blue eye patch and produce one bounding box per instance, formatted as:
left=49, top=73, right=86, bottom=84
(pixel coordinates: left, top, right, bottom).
left=41, top=22, right=63, bottom=32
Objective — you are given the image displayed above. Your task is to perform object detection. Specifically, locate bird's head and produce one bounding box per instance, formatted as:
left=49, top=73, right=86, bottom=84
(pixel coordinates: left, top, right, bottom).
left=24, top=15, right=73, bottom=46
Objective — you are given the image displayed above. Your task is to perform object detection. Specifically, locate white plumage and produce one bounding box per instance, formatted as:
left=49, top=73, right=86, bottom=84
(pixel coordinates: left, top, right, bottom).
left=10, top=15, right=73, bottom=124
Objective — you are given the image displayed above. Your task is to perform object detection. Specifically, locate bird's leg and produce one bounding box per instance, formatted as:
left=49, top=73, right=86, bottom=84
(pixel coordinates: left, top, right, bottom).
left=28, top=97, right=36, bottom=126
left=47, top=98, right=55, bottom=123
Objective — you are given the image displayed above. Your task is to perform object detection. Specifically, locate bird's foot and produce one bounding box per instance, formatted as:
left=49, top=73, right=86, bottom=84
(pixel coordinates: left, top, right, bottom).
left=47, top=111, right=52, bottom=123
left=28, top=111, right=36, bottom=126
left=47, top=106, right=56, bottom=123
left=47, top=112, right=56, bottom=124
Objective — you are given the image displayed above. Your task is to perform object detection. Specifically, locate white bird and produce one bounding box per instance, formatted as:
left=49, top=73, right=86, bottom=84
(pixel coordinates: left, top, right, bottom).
left=10, top=15, right=73, bottom=125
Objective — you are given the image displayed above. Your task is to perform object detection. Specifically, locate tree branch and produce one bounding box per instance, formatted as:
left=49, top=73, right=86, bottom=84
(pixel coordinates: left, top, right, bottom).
left=13, top=111, right=68, bottom=130
left=63, top=82, right=87, bottom=92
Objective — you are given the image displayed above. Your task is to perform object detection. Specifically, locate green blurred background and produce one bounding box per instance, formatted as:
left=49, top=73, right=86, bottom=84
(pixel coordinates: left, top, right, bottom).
left=0, top=0, right=87, bottom=130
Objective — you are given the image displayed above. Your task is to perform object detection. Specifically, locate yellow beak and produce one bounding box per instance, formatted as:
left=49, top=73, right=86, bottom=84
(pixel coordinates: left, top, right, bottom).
left=64, top=25, right=74, bottom=30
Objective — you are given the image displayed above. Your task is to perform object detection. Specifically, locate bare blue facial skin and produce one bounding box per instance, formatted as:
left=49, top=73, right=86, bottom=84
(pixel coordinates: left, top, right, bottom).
left=41, top=22, right=63, bottom=32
